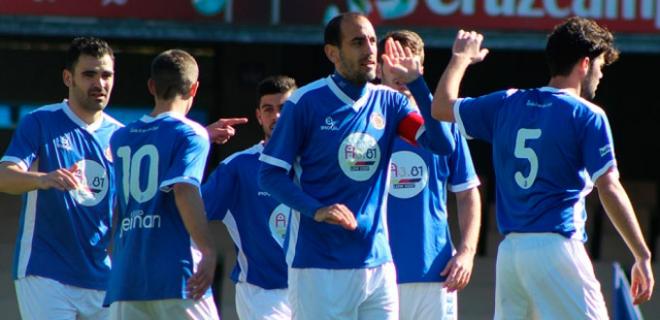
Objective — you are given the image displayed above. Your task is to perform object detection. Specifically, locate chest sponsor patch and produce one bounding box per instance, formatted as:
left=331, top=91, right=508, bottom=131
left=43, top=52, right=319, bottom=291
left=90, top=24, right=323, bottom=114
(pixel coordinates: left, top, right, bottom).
left=389, top=151, right=429, bottom=199
left=269, top=203, right=291, bottom=247
left=69, top=159, right=109, bottom=206
left=338, top=132, right=381, bottom=181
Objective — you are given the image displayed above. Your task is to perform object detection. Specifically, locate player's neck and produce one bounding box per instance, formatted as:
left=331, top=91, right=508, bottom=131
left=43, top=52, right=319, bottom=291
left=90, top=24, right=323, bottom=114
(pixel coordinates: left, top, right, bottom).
left=151, top=97, right=191, bottom=117
left=332, top=72, right=367, bottom=101
left=66, top=100, right=102, bottom=125
left=547, top=75, right=580, bottom=97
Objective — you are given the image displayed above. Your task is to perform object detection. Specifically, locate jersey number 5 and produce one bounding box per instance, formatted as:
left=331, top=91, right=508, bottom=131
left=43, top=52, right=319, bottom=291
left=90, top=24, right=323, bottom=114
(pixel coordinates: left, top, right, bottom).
left=116, top=145, right=159, bottom=204
left=514, top=128, right=542, bottom=189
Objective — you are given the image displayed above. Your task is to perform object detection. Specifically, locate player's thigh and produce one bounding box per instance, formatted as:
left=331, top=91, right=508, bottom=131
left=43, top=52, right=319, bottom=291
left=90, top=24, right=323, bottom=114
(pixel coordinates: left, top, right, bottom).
left=357, top=262, right=398, bottom=320
left=398, top=282, right=456, bottom=320
left=15, top=276, right=77, bottom=320
left=235, top=282, right=291, bottom=320
left=110, top=297, right=219, bottom=320
left=494, top=236, right=530, bottom=320
left=522, top=235, right=608, bottom=320
left=289, top=267, right=364, bottom=320
left=67, top=285, right=107, bottom=320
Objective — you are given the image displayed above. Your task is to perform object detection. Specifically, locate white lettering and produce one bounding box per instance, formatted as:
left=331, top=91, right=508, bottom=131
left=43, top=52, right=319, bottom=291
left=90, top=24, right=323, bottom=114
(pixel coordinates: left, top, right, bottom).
left=545, top=0, right=570, bottom=18
left=519, top=0, right=544, bottom=17
left=573, top=0, right=602, bottom=18
left=485, top=0, right=516, bottom=16
left=426, top=0, right=472, bottom=15
left=119, top=210, right=162, bottom=237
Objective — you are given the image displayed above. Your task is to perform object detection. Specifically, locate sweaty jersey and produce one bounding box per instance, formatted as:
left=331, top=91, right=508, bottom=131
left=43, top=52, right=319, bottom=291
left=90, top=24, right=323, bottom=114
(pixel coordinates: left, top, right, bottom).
left=1, top=100, right=121, bottom=290
left=455, top=87, right=616, bottom=240
left=104, top=112, right=210, bottom=304
left=387, top=125, right=479, bottom=284
left=202, top=143, right=289, bottom=290
left=260, top=74, right=425, bottom=269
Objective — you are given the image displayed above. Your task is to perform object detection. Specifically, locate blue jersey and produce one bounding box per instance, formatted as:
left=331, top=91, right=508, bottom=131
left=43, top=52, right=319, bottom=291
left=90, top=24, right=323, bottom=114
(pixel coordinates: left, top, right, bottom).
left=202, top=143, right=289, bottom=290
left=455, top=87, right=616, bottom=240
left=260, top=75, right=420, bottom=269
left=104, top=112, right=210, bottom=304
left=387, top=125, right=479, bottom=283
left=1, top=101, right=121, bottom=290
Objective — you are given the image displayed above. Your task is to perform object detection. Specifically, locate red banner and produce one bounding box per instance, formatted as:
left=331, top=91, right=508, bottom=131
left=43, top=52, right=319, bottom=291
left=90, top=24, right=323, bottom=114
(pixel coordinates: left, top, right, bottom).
left=1, top=0, right=658, bottom=33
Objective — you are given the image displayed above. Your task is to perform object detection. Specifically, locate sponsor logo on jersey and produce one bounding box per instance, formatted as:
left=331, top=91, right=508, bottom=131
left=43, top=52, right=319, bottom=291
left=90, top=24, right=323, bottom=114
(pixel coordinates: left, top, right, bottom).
left=56, top=135, right=73, bottom=151
left=119, top=210, right=162, bottom=238
left=258, top=191, right=271, bottom=197
left=370, top=112, right=385, bottom=130
left=599, top=145, right=612, bottom=157
left=269, top=203, right=291, bottom=247
left=320, top=116, right=340, bottom=131
left=69, top=159, right=109, bottom=206
left=389, top=151, right=429, bottom=199
left=338, top=132, right=380, bottom=181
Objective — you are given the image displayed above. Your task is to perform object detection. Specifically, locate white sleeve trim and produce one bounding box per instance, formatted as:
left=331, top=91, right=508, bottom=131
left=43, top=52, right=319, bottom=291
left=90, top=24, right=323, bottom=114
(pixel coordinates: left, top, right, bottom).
left=259, top=154, right=292, bottom=172
left=415, top=126, right=426, bottom=141
left=591, top=160, right=617, bottom=183
left=159, top=177, right=201, bottom=192
left=0, top=156, right=28, bottom=171
left=453, top=99, right=473, bottom=140
left=449, top=178, right=481, bottom=193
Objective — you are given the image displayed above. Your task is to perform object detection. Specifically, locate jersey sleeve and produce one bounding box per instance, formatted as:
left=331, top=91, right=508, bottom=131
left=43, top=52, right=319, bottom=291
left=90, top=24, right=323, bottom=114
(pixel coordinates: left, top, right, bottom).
left=406, top=76, right=456, bottom=154
left=580, top=108, right=617, bottom=182
left=160, top=125, right=210, bottom=191
left=0, top=112, right=40, bottom=170
left=260, top=99, right=306, bottom=172
left=454, top=90, right=513, bottom=143
left=447, top=125, right=481, bottom=192
left=201, top=160, right=236, bottom=221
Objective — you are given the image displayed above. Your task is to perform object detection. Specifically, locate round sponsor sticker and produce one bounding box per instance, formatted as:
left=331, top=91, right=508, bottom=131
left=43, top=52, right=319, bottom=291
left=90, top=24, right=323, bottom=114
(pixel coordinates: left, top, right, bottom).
left=338, top=133, right=381, bottom=181
left=269, top=204, right=291, bottom=247
left=389, top=151, right=429, bottom=199
left=69, top=159, right=109, bottom=206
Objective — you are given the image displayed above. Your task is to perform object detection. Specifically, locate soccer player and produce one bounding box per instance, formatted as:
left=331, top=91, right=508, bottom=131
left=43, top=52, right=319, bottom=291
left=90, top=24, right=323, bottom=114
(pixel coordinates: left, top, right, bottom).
left=258, top=12, right=454, bottom=319
left=104, top=49, right=218, bottom=319
left=430, top=17, right=654, bottom=318
left=0, top=37, right=120, bottom=320
left=202, top=75, right=297, bottom=319
left=379, top=30, right=481, bottom=320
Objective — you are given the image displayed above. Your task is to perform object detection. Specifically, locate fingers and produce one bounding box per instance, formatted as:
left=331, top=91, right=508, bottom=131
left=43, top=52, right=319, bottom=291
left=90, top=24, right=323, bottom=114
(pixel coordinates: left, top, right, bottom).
left=220, top=117, right=248, bottom=126
left=40, top=169, right=79, bottom=191
left=186, top=258, right=215, bottom=300
left=441, top=255, right=473, bottom=292
left=631, top=263, right=654, bottom=304
left=314, top=204, right=357, bottom=230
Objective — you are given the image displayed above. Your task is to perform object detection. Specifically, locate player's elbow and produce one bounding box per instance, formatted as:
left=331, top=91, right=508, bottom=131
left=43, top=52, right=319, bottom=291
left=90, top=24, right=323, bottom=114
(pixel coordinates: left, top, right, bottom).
left=431, top=98, right=454, bottom=122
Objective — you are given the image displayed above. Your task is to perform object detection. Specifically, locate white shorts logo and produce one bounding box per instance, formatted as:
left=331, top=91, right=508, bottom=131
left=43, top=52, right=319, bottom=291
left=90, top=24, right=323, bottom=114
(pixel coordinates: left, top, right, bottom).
left=69, top=159, right=109, bottom=206
left=338, top=133, right=381, bottom=181
left=389, top=151, right=428, bottom=199
left=269, top=204, right=291, bottom=247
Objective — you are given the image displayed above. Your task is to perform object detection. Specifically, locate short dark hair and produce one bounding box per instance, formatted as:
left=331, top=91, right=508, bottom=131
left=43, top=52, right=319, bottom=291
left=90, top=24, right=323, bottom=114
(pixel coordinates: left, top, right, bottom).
left=324, top=12, right=368, bottom=47
left=257, top=75, right=297, bottom=107
left=150, top=49, right=199, bottom=100
left=65, top=37, right=114, bottom=72
left=378, top=30, right=425, bottom=64
left=545, top=16, right=619, bottom=77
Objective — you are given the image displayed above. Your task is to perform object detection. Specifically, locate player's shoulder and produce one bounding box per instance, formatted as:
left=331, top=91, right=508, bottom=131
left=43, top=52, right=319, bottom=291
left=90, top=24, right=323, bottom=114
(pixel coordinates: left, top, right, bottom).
left=221, top=143, right=263, bottom=166
left=542, top=87, right=607, bottom=117
left=27, top=101, right=66, bottom=118
left=168, top=113, right=210, bottom=140
left=288, top=77, right=332, bottom=105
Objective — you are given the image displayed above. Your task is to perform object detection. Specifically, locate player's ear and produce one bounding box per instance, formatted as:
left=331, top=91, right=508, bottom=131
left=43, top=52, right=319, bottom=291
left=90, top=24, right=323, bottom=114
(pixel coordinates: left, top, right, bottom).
left=189, top=81, right=200, bottom=98
left=324, top=44, right=340, bottom=65
left=62, top=69, right=73, bottom=88
left=147, top=78, right=157, bottom=96
left=577, top=57, right=590, bottom=77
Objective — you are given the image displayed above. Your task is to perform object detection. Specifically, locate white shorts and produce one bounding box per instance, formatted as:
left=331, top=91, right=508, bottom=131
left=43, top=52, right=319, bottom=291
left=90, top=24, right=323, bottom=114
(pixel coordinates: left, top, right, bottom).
left=398, top=282, right=457, bottom=320
left=15, top=276, right=108, bottom=320
left=288, top=262, right=398, bottom=320
left=109, top=296, right=219, bottom=320
left=235, top=282, right=291, bottom=320
left=494, top=233, right=609, bottom=320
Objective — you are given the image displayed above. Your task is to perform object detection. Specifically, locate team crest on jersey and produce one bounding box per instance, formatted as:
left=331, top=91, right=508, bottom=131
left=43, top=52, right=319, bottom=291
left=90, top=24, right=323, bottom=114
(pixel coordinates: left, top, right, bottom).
left=389, top=151, right=429, bottom=199
left=370, top=112, right=385, bottom=130
left=69, top=159, right=109, bottom=206
left=338, top=132, right=381, bottom=181
left=269, top=203, right=291, bottom=247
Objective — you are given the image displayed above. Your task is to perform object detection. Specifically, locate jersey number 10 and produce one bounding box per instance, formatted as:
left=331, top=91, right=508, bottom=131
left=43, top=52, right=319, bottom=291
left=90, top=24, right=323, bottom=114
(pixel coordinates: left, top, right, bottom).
left=514, top=128, right=542, bottom=189
left=116, top=145, right=160, bottom=205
